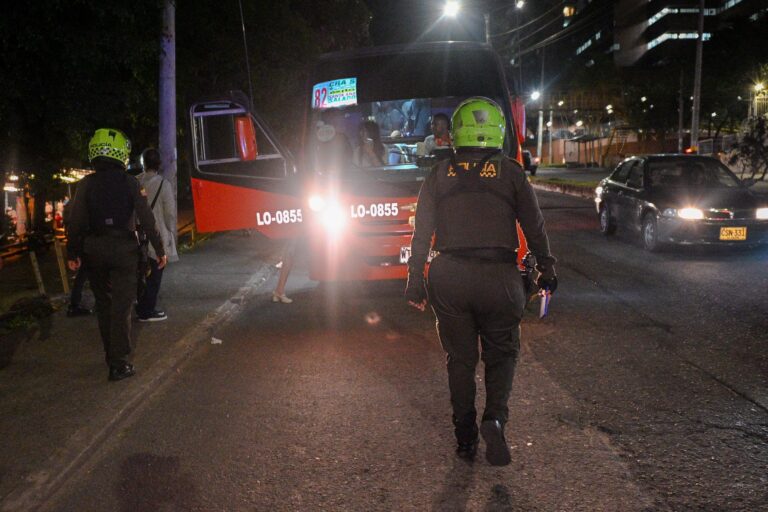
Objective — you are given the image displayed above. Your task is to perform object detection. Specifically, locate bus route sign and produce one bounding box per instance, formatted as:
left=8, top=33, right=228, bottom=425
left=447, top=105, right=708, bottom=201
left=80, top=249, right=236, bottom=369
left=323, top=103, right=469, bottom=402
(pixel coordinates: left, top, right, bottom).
left=312, top=78, right=357, bottom=110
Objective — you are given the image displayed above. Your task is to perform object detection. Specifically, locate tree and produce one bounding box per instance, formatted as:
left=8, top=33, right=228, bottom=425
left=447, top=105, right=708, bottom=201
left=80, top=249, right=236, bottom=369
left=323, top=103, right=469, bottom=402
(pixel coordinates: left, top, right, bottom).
left=729, top=116, right=768, bottom=180
left=0, top=0, right=371, bottom=222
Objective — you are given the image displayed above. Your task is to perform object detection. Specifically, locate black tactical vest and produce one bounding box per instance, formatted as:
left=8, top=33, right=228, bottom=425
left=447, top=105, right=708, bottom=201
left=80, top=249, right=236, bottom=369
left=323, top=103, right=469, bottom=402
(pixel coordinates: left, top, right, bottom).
left=433, top=151, right=520, bottom=253
left=86, top=169, right=135, bottom=234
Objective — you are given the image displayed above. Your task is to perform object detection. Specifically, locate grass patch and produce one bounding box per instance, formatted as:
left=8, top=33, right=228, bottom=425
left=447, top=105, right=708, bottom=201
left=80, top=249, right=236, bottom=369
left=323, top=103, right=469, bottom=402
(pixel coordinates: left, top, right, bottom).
left=531, top=176, right=600, bottom=189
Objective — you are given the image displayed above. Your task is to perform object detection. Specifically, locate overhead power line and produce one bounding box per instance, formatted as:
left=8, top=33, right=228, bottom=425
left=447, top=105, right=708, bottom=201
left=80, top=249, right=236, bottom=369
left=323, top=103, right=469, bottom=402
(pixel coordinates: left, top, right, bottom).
left=511, top=9, right=613, bottom=59
left=490, top=1, right=566, bottom=39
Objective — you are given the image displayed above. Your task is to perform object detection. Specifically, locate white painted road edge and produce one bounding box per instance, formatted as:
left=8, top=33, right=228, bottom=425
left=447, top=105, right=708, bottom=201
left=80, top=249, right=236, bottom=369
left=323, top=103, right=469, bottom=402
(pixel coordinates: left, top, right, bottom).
left=1, top=263, right=276, bottom=512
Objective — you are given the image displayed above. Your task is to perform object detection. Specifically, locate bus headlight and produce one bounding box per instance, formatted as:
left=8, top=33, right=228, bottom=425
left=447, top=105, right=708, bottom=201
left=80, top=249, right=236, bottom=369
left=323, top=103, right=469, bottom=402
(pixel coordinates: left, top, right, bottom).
left=309, top=195, right=327, bottom=212
left=319, top=204, right=347, bottom=235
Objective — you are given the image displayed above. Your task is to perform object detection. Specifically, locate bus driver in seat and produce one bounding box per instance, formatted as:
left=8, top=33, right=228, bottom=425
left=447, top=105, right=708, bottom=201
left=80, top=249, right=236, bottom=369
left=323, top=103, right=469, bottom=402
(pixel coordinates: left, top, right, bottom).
left=424, top=113, right=452, bottom=155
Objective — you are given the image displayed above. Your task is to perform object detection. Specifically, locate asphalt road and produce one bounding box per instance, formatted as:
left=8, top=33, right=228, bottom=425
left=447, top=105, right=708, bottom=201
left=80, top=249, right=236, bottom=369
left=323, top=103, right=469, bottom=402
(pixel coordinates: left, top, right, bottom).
left=47, top=191, right=767, bottom=511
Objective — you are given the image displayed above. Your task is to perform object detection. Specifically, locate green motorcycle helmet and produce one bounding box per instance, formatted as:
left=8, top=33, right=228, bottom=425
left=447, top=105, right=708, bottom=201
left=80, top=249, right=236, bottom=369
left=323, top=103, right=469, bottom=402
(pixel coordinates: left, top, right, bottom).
left=451, top=97, right=506, bottom=149
left=88, top=128, right=131, bottom=167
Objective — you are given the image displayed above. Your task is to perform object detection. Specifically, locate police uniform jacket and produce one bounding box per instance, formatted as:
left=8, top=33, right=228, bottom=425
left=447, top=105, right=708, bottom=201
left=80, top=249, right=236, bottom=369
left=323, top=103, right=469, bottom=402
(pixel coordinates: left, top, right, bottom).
left=408, top=149, right=555, bottom=274
left=66, top=167, right=165, bottom=260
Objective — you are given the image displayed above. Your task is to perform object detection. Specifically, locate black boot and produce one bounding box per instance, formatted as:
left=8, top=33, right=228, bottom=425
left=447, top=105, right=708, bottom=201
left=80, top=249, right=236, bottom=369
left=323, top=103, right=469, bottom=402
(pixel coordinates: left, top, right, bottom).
left=67, top=305, right=92, bottom=317
left=480, top=419, right=511, bottom=466
left=108, top=362, right=136, bottom=382
left=454, top=417, right=479, bottom=460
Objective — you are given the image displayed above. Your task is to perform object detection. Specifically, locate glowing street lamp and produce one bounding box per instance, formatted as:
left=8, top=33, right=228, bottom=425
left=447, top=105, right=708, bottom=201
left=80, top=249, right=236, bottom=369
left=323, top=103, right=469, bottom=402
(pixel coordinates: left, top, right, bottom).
left=576, top=120, right=584, bottom=127
left=755, top=82, right=765, bottom=93
left=557, top=100, right=564, bottom=107
left=531, top=90, right=541, bottom=101
left=640, top=96, right=647, bottom=102
left=515, top=0, right=525, bottom=9
left=443, top=1, right=460, bottom=17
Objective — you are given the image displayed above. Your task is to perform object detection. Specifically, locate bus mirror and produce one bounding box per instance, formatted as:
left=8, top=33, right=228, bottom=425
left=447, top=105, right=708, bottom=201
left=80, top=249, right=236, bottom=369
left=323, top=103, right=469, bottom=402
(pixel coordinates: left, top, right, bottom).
left=235, top=115, right=259, bottom=161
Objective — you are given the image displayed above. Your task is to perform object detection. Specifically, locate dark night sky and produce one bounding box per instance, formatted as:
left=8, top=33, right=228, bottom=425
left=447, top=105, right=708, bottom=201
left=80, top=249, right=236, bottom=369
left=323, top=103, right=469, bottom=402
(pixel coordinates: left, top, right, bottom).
left=365, top=0, right=487, bottom=45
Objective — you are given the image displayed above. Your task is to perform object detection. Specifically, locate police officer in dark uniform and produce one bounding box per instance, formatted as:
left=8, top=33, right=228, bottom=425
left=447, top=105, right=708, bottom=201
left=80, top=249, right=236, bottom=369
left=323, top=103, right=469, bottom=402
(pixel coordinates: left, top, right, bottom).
left=67, top=128, right=167, bottom=381
left=405, top=98, right=557, bottom=466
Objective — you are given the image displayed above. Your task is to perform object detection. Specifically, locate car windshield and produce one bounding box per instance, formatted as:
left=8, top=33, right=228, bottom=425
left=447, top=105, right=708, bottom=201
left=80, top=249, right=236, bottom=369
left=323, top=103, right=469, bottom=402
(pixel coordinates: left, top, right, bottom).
left=647, top=159, right=742, bottom=189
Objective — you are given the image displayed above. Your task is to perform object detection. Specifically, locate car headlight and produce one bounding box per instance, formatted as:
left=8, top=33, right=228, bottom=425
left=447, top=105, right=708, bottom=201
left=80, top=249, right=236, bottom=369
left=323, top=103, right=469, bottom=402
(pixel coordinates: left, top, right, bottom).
left=757, top=207, right=768, bottom=220
left=677, top=207, right=704, bottom=220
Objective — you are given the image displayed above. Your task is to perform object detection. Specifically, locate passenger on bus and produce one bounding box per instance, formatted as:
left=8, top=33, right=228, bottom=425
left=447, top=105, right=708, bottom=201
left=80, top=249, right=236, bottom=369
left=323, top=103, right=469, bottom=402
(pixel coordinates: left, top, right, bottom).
left=354, top=121, right=386, bottom=167
left=373, top=102, right=406, bottom=134
left=424, top=113, right=452, bottom=155
left=402, top=99, right=431, bottom=136
left=316, top=120, right=352, bottom=174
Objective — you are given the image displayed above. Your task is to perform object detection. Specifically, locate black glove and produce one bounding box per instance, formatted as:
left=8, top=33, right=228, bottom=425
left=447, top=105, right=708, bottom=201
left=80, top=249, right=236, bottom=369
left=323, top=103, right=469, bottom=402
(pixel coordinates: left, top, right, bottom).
left=536, top=274, right=558, bottom=294
left=405, top=272, right=427, bottom=305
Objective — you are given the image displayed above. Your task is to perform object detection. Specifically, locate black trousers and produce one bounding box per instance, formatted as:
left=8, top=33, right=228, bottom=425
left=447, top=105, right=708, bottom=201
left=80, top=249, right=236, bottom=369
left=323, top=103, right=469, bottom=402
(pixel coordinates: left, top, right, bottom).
left=84, top=235, right=138, bottom=367
left=427, top=254, right=525, bottom=440
left=136, top=258, right=164, bottom=317
left=69, top=266, right=88, bottom=307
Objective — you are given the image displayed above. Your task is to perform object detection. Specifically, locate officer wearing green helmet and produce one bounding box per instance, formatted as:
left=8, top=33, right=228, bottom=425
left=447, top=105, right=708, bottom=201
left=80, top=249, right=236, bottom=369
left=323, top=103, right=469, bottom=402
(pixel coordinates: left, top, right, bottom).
left=67, top=128, right=167, bottom=382
left=405, top=97, right=557, bottom=465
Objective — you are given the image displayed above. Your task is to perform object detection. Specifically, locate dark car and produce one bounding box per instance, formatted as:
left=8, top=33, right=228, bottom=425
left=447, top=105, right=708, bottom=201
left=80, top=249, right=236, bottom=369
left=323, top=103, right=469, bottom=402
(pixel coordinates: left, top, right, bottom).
left=522, top=150, right=539, bottom=175
left=594, top=155, right=768, bottom=251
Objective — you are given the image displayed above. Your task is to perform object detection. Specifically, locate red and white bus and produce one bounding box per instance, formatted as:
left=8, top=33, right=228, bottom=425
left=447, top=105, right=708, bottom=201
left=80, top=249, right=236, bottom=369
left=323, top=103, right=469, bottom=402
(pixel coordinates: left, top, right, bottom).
left=189, top=41, right=527, bottom=281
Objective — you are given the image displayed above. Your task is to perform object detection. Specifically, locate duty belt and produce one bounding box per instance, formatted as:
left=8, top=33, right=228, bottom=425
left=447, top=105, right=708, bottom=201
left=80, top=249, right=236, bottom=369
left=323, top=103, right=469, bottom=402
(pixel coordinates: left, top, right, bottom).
left=441, top=248, right=517, bottom=263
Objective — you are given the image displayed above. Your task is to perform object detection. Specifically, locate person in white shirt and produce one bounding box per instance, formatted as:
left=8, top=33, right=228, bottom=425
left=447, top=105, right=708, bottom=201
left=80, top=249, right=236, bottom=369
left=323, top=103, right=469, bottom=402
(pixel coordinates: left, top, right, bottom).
left=136, top=148, right=178, bottom=322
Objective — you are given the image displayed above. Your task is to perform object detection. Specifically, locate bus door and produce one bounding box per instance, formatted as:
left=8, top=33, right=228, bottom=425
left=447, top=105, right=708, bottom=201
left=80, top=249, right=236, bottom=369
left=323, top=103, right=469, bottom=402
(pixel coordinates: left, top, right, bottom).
left=189, top=98, right=303, bottom=238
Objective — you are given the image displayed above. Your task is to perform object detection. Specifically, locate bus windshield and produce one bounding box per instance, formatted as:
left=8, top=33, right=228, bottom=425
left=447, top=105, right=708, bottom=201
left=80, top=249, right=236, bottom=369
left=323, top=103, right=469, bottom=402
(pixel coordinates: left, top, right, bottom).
left=307, top=47, right=511, bottom=180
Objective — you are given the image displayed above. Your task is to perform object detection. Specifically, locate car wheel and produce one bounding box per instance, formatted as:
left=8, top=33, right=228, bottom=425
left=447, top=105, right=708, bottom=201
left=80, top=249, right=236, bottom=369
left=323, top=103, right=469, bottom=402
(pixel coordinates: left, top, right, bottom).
left=642, top=214, right=661, bottom=252
left=599, top=205, right=616, bottom=236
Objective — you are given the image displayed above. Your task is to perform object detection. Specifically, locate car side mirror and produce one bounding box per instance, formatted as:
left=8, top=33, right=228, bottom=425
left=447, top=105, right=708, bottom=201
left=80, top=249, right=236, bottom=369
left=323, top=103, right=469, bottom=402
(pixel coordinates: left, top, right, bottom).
left=742, top=178, right=756, bottom=188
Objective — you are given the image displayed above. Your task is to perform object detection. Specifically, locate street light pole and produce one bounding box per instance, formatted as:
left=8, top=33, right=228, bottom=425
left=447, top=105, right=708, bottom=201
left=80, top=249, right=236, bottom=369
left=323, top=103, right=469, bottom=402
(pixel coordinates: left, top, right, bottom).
left=536, top=48, right=545, bottom=163
left=690, top=0, right=705, bottom=151
left=678, top=69, right=684, bottom=153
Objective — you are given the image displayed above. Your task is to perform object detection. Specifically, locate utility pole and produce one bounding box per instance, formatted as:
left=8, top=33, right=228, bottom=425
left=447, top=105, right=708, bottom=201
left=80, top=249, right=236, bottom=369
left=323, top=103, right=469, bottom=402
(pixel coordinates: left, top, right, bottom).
left=690, top=0, right=705, bottom=151
left=536, top=49, right=545, bottom=163
left=548, top=109, right=553, bottom=165
left=159, top=0, right=177, bottom=205
left=484, top=13, right=490, bottom=44
left=678, top=69, right=685, bottom=153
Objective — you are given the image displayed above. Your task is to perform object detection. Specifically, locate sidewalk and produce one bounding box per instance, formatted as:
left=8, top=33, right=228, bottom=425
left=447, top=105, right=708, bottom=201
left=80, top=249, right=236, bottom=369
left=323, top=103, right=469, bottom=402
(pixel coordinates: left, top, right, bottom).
left=0, top=231, right=281, bottom=508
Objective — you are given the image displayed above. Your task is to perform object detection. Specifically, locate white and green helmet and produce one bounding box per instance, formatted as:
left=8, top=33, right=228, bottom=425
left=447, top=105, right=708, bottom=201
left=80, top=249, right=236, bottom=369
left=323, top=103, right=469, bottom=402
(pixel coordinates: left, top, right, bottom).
left=88, top=128, right=131, bottom=166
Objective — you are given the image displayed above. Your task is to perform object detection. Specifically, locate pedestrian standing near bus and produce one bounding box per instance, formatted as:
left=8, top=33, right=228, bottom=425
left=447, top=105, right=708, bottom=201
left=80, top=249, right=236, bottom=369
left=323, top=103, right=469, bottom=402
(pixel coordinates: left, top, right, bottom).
left=67, top=129, right=167, bottom=381
left=136, top=148, right=178, bottom=321
left=405, top=98, right=557, bottom=465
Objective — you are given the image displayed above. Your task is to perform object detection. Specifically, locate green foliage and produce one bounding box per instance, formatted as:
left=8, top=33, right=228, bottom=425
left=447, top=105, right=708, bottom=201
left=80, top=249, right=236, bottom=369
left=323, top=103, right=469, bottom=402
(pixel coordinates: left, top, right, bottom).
left=729, top=117, right=768, bottom=180
left=0, top=0, right=370, bottom=204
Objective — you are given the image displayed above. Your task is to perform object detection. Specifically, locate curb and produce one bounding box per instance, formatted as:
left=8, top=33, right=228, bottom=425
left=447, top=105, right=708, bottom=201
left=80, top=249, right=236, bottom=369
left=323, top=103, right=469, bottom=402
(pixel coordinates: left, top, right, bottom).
left=0, top=263, right=276, bottom=512
left=531, top=181, right=595, bottom=199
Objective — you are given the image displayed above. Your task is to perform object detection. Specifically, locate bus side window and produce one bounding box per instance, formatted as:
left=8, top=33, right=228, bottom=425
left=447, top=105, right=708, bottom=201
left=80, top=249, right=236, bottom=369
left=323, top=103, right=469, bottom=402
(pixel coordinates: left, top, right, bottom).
left=195, top=114, right=280, bottom=163
left=196, top=114, right=238, bottom=162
